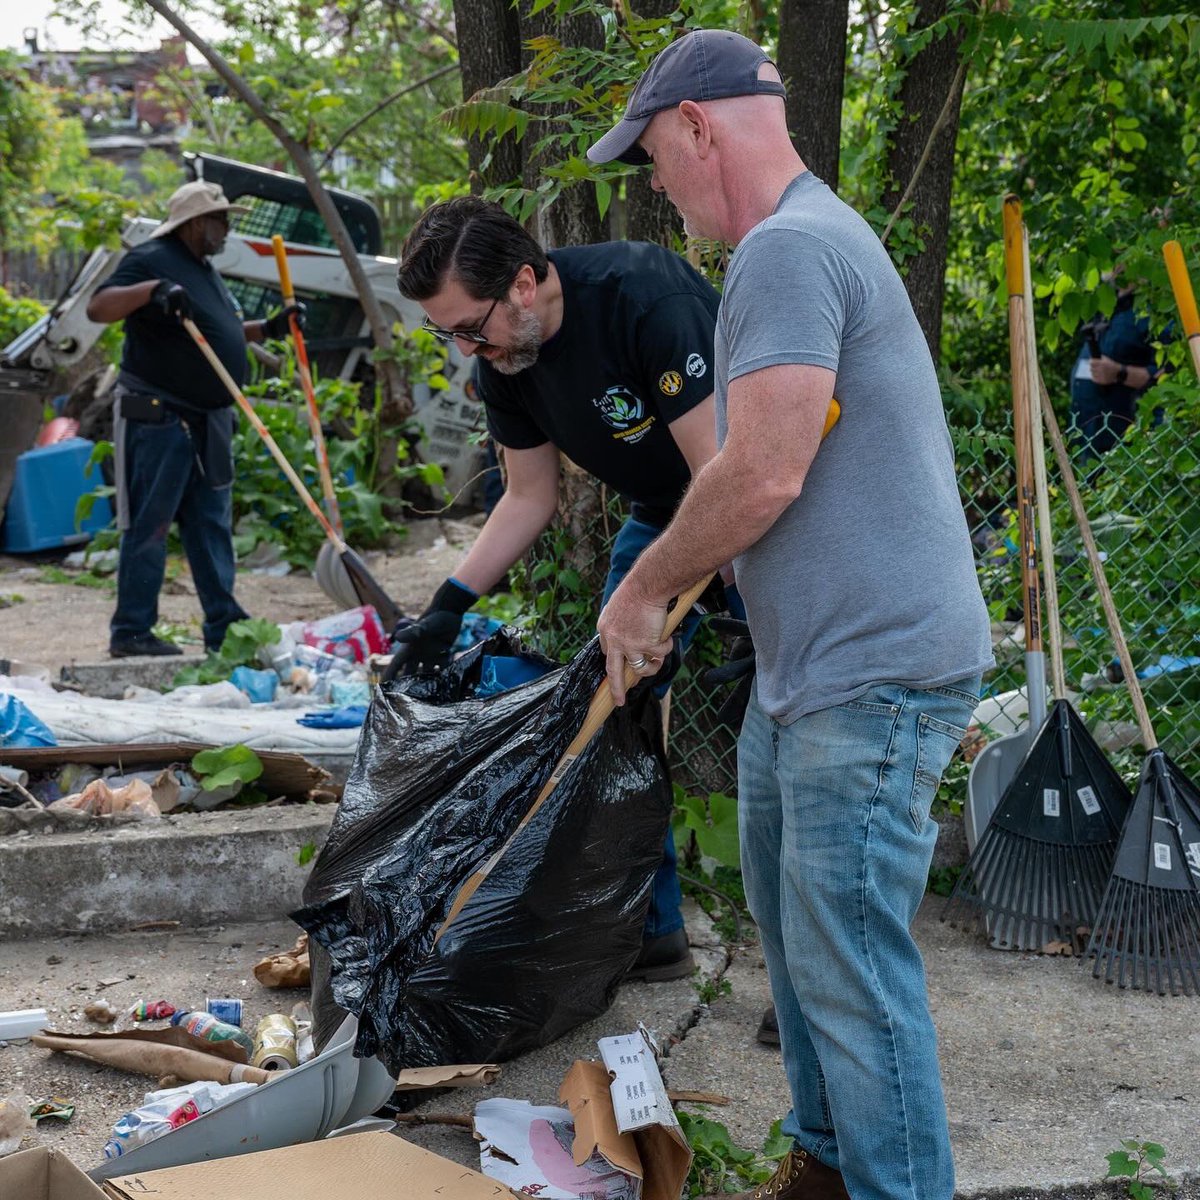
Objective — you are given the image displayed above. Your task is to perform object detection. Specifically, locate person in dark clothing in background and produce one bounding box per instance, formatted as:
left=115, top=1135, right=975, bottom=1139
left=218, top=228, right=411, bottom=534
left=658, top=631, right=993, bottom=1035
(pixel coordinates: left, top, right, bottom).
left=1071, top=286, right=1165, bottom=461
left=87, top=181, right=302, bottom=658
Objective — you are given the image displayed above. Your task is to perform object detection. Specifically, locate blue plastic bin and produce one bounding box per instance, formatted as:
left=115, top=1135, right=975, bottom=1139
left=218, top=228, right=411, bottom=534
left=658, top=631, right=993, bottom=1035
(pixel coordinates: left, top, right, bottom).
left=0, top=438, right=113, bottom=553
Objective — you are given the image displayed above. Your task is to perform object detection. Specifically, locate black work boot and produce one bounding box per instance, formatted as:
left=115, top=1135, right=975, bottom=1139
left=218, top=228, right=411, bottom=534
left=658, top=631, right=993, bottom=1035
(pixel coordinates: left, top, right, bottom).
left=700, top=1148, right=851, bottom=1200
left=626, top=927, right=694, bottom=981
left=109, top=633, right=183, bottom=658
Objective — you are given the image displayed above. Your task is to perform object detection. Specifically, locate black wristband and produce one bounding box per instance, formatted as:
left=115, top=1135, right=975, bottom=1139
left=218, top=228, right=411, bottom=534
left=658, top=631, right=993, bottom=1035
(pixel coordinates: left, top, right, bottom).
left=1116, top=365, right=1129, bottom=386
left=426, top=577, right=477, bottom=618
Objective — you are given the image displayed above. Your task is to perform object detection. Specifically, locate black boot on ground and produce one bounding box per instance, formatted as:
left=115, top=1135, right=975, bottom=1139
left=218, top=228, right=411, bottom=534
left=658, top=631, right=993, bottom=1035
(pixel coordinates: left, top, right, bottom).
left=626, top=927, right=694, bottom=981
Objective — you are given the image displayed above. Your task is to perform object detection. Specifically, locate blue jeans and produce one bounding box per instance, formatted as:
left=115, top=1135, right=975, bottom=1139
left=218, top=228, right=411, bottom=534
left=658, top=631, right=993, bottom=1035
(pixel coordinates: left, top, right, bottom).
left=113, top=412, right=248, bottom=649
left=602, top=515, right=745, bottom=939
left=739, top=676, right=980, bottom=1200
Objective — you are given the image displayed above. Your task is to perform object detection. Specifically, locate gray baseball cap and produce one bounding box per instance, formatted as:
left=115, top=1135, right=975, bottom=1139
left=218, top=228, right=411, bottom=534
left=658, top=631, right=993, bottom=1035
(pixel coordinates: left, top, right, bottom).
left=587, top=29, right=786, bottom=166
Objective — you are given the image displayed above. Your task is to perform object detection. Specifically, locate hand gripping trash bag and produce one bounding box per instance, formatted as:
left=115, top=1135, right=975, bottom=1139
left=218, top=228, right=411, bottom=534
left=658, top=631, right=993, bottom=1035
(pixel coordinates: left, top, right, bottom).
left=293, top=628, right=671, bottom=1075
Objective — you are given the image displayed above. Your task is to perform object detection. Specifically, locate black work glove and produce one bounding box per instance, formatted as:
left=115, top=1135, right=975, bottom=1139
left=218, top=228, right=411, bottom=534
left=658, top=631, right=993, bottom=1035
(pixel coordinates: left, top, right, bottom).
left=385, top=578, right=476, bottom=678
left=150, top=280, right=192, bottom=321
left=700, top=617, right=756, bottom=728
left=262, top=302, right=307, bottom=340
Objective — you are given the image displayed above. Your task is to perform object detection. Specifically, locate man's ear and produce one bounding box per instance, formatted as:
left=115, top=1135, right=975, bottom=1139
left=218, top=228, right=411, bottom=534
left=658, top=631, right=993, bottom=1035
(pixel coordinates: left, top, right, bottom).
left=677, top=100, right=712, bottom=157
left=512, top=263, right=538, bottom=308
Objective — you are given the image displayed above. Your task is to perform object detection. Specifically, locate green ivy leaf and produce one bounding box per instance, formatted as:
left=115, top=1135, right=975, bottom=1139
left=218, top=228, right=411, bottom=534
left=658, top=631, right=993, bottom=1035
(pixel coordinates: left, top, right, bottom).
left=192, top=743, right=264, bottom=792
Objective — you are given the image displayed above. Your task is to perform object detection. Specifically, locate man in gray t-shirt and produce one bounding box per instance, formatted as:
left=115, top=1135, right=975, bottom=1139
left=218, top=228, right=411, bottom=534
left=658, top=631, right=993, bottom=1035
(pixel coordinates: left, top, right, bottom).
left=590, top=29, right=992, bottom=1200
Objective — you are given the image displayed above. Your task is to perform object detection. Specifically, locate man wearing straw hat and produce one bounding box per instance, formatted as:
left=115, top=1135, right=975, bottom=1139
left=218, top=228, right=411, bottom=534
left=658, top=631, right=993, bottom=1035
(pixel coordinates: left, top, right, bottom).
left=87, top=180, right=302, bottom=658
left=590, top=29, right=993, bottom=1200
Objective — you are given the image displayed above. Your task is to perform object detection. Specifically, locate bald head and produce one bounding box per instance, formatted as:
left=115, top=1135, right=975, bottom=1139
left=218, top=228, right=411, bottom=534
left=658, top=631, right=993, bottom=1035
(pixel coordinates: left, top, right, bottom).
left=638, top=62, right=805, bottom=245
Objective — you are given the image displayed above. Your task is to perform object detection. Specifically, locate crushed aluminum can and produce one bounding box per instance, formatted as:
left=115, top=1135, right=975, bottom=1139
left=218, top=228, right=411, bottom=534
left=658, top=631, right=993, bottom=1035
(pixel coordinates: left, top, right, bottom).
left=205, top=996, right=243, bottom=1027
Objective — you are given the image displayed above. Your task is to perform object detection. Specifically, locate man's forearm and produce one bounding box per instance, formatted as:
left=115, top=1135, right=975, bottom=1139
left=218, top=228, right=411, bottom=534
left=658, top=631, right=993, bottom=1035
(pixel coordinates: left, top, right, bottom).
left=620, top=448, right=794, bottom=607
left=86, top=281, right=158, bottom=324
left=451, top=490, right=557, bottom=595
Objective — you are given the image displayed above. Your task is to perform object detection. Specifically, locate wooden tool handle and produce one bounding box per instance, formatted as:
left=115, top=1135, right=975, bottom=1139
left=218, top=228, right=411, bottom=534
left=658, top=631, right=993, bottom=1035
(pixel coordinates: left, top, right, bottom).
left=271, top=234, right=296, bottom=306
left=1163, top=239, right=1200, bottom=378
left=1036, top=375, right=1157, bottom=749
left=182, top=317, right=343, bottom=549
left=1021, top=222, right=1066, bottom=697
left=1003, top=195, right=1043, bottom=656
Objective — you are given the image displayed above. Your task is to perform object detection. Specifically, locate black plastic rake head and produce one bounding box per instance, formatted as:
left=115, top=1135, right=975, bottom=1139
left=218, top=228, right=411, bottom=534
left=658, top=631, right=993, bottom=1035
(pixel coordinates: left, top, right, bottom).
left=944, top=699, right=1132, bottom=951
left=1086, top=749, right=1200, bottom=995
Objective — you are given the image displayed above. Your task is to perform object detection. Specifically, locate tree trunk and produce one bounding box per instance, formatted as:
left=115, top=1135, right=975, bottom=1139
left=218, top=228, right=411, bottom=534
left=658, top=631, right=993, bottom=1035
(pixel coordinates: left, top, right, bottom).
left=881, top=0, right=969, bottom=360
left=518, top=3, right=609, bottom=248
left=777, top=0, right=849, bottom=190
left=141, top=0, right=408, bottom=413
left=452, top=0, right=523, bottom=191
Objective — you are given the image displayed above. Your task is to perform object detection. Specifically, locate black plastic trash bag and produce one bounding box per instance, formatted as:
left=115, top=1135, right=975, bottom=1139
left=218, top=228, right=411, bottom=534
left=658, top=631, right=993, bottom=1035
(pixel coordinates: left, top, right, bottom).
left=293, top=628, right=671, bottom=1075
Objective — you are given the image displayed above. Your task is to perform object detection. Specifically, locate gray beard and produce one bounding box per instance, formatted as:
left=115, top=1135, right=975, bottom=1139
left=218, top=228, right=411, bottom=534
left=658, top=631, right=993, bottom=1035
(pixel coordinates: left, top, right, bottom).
left=489, top=303, right=542, bottom=375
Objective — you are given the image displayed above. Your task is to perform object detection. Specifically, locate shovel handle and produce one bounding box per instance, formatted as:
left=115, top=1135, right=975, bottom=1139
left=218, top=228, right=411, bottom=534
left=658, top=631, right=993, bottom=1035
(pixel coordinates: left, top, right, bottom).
left=1163, top=240, right=1200, bottom=379
left=271, top=235, right=343, bottom=534
left=1036, top=375, right=1157, bottom=749
left=182, top=316, right=345, bottom=552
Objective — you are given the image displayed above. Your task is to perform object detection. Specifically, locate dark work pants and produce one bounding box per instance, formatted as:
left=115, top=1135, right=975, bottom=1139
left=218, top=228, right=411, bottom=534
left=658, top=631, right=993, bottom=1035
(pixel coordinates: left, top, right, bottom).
left=112, top=411, right=248, bottom=650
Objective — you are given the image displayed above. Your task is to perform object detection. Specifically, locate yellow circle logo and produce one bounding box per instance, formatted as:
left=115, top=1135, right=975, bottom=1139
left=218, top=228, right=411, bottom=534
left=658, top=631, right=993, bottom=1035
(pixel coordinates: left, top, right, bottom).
left=659, top=371, right=682, bottom=395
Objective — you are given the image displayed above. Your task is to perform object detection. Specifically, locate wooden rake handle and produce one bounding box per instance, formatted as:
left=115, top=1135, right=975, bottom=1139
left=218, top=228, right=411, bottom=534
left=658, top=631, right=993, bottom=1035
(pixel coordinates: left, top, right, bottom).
left=271, top=235, right=343, bottom=534
left=1003, top=195, right=1044, bottom=657
left=182, top=316, right=346, bottom=553
left=1035, top=374, right=1157, bottom=749
left=1163, top=239, right=1200, bottom=380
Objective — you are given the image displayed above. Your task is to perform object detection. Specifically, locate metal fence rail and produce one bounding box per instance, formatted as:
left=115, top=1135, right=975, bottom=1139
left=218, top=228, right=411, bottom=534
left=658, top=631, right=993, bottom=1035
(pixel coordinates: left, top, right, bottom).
left=516, top=402, right=1199, bottom=806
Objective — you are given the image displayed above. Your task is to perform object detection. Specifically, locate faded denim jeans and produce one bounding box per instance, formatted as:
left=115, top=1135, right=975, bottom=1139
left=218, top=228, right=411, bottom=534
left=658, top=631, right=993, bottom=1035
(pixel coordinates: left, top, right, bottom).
left=738, top=676, right=980, bottom=1200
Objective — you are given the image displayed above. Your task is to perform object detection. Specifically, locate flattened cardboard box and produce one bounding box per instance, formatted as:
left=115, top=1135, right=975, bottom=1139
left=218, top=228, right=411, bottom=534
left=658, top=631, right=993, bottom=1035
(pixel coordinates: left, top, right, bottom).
left=101, top=1130, right=513, bottom=1200
left=0, top=1145, right=110, bottom=1200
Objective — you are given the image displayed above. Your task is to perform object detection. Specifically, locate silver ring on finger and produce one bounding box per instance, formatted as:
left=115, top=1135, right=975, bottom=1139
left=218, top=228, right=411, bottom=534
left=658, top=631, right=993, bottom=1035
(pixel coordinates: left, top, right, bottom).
left=628, top=655, right=647, bottom=670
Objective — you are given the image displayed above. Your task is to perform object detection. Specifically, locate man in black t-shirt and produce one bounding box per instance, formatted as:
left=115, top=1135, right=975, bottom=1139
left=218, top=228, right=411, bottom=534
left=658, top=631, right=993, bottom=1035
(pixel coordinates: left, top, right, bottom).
left=88, top=181, right=300, bottom=658
left=395, top=197, right=723, bottom=980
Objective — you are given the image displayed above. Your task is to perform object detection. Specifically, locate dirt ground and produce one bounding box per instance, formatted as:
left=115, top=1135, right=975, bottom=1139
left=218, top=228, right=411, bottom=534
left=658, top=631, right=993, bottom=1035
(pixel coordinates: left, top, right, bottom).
left=0, top=919, right=310, bottom=1167
left=0, top=516, right=483, bottom=674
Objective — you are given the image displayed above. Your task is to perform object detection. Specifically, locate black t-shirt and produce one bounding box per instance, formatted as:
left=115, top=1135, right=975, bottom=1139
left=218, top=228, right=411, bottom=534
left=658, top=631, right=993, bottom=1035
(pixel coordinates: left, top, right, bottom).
left=479, top=242, right=719, bottom=520
left=98, top=234, right=247, bottom=410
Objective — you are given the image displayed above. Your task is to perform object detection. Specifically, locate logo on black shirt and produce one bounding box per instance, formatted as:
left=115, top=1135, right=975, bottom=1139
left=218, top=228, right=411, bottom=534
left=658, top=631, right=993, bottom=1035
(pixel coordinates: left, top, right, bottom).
left=592, top=385, right=655, bottom=445
left=659, top=371, right=682, bottom=395
left=686, top=353, right=706, bottom=378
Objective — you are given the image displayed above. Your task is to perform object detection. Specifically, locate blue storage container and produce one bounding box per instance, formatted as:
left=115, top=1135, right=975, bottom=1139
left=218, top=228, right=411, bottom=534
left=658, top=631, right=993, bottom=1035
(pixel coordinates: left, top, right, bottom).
left=0, top=438, right=113, bottom=553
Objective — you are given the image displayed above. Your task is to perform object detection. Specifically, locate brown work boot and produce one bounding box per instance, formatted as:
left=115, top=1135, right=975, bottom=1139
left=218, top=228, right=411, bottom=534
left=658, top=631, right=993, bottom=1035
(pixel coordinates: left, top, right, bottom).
left=701, top=1148, right=851, bottom=1200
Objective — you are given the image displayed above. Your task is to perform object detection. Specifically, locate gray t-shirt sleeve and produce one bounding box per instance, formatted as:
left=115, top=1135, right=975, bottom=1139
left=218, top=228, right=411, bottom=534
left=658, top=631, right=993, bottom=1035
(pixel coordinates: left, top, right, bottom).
left=723, top=227, right=865, bottom=382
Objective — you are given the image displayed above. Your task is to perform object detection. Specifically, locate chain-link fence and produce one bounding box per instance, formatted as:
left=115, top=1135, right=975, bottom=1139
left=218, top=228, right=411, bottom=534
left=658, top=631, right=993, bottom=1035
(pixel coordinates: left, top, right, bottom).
left=516, top=397, right=1199, bottom=806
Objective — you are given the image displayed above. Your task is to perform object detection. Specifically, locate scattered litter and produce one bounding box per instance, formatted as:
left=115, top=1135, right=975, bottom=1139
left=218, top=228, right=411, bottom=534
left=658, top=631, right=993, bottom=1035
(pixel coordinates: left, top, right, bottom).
left=29, top=1096, right=74, bottom=1122
left=85, top=999, right=119, bottom=1025
left=0, top=1091, right=33, bottom=1157
left=291, top=606, right=388, bottom=664
left=0, top=693, right=56, bottom=748
left=394, top=1063, right=502, bottom=1091
left=33, top=1030, right=267, bottom=1085
left=205, top=997, right=243, bottom=1027
left=329, top=678, right=371, bottom=707
left=230, top=665, right=279, bottom=704
left=129, top=920, right=182, bottom=933
left=0, top=1009, right=47, bottom=1040
left=64, top=547, right=119, bottom=573
left=475, top=1028, right=692, bottom=1200
left=49, top=777, right=160, bottom=819
left=251, top=1013, right=298, bottom=1070
left=253, top=933, right=310, bottom=990
left=170, top=1011, right=254, bottom=1057
left=291, top=1001, right=314, bottom=1064
left=105, top=1094, right=202, bottom=1159
left=296, top=704, right=367, bottom=730
left=128, top=1000, right=177, bottom=1022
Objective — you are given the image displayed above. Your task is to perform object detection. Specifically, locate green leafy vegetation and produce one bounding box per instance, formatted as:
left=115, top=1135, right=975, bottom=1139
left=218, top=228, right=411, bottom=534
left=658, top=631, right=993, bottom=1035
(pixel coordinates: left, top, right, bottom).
left=173, top=617, right=281, bottom=687
left=191, top=743, right=264, bottom=791
left=678, top=1113, right=791, bottom=1198
left=1105, top=1139, right=1176, bottom=1199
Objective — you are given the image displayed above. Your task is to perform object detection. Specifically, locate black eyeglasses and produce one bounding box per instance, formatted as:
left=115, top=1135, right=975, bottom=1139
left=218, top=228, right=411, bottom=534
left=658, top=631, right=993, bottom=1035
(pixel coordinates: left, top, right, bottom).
left=421, top=295, right=501, bottom=345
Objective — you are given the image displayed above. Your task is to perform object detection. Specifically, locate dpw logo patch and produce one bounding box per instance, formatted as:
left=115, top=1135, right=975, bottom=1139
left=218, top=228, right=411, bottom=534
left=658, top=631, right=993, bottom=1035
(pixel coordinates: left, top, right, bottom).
left=686, top=352, right=706, bottom=378
left=659, top=370, right=682, bottom=395
left=593, top=385, right=655, bottom=444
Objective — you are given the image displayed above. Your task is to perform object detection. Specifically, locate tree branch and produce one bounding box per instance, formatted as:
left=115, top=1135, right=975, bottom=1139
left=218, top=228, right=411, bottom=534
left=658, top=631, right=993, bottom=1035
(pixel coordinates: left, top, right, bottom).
left=139, top=0, right=407, bottom=409
left=880, top=59, right=967, bottom=247
left=319, top=61, right=458, bottom=171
